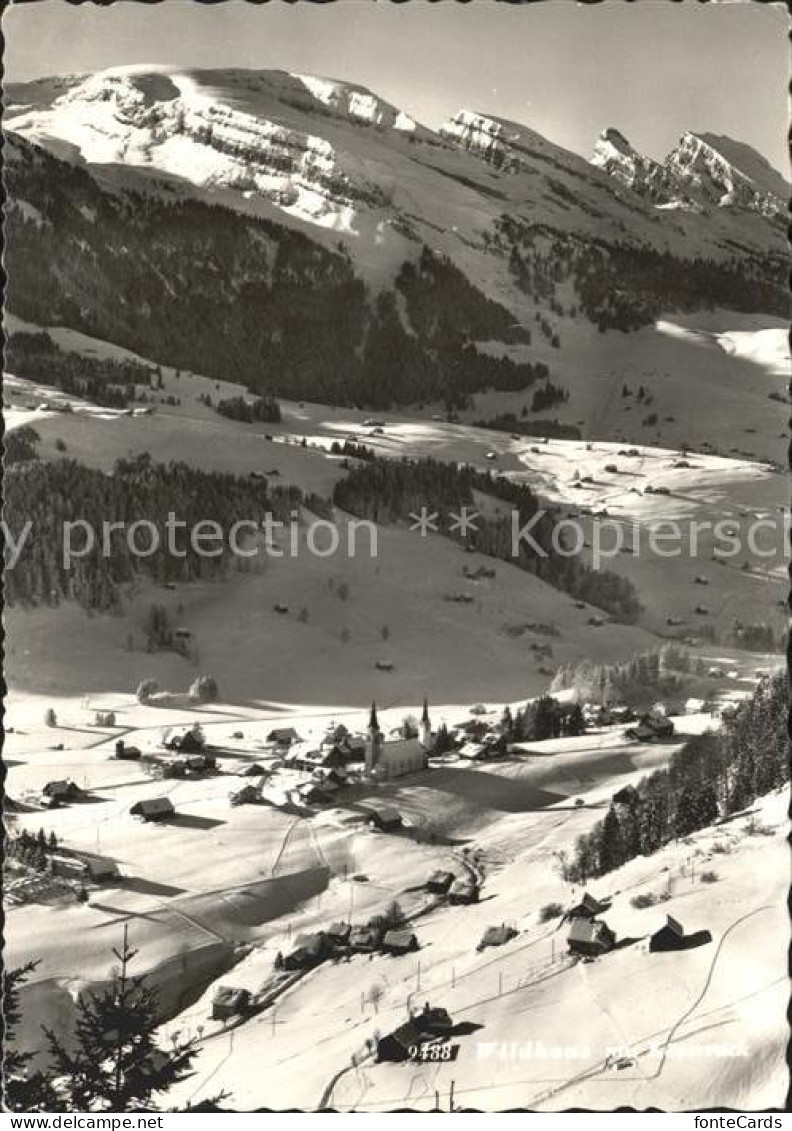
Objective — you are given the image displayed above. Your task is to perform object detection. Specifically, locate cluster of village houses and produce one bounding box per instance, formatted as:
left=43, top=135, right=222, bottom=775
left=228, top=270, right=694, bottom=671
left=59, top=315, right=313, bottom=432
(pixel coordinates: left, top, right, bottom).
left=28, top=696, right=680, bottom=867
left=208, top=882, right=711, bottom=1064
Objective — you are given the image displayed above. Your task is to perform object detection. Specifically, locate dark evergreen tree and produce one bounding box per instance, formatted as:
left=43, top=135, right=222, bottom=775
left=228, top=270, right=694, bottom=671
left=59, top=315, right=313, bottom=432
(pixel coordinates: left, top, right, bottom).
left=41, top=927, right=198, bottom=1111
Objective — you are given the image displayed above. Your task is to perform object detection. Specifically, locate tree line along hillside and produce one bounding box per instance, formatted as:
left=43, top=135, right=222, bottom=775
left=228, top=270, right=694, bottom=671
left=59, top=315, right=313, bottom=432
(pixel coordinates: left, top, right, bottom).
left=5, top=331, right=159, bottom=408
left=552, top=644, right=710, bottom=710
left=562, top=671, right=788, bottom=882
left=6, top=136, right=549, bottom=410
left=494, top=217, right=788, bottom=331
left=332, top=456, right=641, bottom=623
left=4, top=449, right=302, bottom=612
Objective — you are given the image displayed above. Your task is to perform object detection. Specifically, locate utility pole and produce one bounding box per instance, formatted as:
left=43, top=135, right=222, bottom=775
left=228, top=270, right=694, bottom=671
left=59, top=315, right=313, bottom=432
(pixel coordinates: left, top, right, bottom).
left=449, top=1080, right=455, bottom=1112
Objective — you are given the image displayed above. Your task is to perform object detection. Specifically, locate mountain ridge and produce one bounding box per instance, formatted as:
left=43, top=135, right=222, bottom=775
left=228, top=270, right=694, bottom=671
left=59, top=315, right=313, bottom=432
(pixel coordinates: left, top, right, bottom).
left=591, top=125, right=788, bottom=218
left=4, top=66, right=788, bottom=411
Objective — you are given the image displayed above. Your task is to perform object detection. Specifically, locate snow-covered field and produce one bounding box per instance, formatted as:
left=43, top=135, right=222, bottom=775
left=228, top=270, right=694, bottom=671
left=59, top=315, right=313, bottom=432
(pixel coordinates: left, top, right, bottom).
left=4, top=308, right=787, bottom=1111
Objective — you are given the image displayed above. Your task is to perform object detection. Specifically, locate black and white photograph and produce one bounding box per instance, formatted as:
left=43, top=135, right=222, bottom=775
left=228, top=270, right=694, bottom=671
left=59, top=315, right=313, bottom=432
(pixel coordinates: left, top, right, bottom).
left=2, top=0, right=789, bottom=1115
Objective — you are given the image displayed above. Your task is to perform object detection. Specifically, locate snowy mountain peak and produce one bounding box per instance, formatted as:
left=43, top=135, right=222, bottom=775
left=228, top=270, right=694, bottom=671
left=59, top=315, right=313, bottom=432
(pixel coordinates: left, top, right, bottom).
left=291, top=73, right=421, bottom=134
left=592, top=125, right=787, bottom=219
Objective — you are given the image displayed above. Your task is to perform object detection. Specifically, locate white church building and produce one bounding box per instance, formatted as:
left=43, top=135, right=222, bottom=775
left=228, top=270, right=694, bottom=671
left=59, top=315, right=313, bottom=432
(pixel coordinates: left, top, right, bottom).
left=365, top=700, right=433, bottom=781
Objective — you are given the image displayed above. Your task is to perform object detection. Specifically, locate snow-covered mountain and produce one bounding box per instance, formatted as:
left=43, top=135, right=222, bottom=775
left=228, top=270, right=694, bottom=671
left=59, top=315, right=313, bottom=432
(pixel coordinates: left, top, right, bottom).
left=592, top=126, right=788, bottom=218
left=4, top=67, right=788, bottom=408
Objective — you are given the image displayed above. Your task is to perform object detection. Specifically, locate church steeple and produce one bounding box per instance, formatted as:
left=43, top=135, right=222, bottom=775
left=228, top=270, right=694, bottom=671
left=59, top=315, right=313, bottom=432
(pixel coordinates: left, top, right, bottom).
left=366, top=701, right=382, bottom=774
left=420, top=697, right=432, bottom=750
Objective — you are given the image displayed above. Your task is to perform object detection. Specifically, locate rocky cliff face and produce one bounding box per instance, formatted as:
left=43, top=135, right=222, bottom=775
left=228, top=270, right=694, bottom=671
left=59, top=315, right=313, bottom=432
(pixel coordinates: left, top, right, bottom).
left=665, top=131, right=785, bottom=217
left=591, top=126, right=787, bottom=217
left=591, top=128, right=684, bottom=206
left=4, top=69, right=419, bottom=226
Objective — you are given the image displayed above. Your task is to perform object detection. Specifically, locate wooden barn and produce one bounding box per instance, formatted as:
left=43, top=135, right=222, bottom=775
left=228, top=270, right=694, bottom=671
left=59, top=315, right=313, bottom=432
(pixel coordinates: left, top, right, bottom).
left=478, top=924, right=518, bottom=951
left=426, top=870, right=455, bottom=895
left=115, top=741, right=142, bottom=760
left=267, top=727, right=301, bottom=748
left=382, top=929, right=419, bottom=956
left=358, top=803, right=402, bottom=832
left=376, top=1004, right=454, bottom=1063
left=211, top=985, right=251, bottom=1021
left=348, top=926, right=381, bottom=952
left=42, top=780, right=82, bottom=804
left=325, top=921, right=351, bottom=948
left=130, top=797, right=175, bottom=822
left=568, top=892, right=608, bottom=921
left=448, top=878, right=479, bottom=905
left=376, top=1019, right=428, bottom=1063
left=284, top=932, right=327, bottom=970
left=567, top=917, right=616, bottom=957
left=649, top=914, right=712, bottom=953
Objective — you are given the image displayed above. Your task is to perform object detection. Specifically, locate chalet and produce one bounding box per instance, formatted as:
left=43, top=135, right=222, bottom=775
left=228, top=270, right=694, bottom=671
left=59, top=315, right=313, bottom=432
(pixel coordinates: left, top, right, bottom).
left=459, top=741, right=489, bottom=761
left=375, top=1004, right=454, bottom=1063
left=165, top=729, right=205, bottom=754
left=376, top=1019, right=430, bottom=1063
left=649, top=914, right=685, bottom=952
left=415, top=1004, right=453, bottom=1037
left=626, top=712, right=674, bottom=742
left=186, top=753, right=217, bottom=773
left=341, top=735, right=367, bottom=763
left=478, top=924, right=517, bottom=951
left=325, top=921, right=351, bottom=947
left=358, top=803, right=402, bottom=832
left=283, top=743, right=320, bottom=770
left=348, top=926, right=381, bottom=952
left=284, top=932, right=327, bottom=970
left=115, top=741, right=142, bottom=760
left=649, top=914, right=712, bottom=953
left=49, top=853, right=119, bottom=882
left=568, top=892, right=608, bottom=921
left=426, top=870, right=455, bottom=895
left=567, top=918, right=616, bottom=957
left=294, top=781, right=337, bottom=806
left=382, top=929, right=419, bottom=955
left=42, top=780, right=81, bottom=803
left=267, top=727, right=301, bottom=748
left=457, top=718, right=488, bottom=737
left=130, top=797, right=175, bottom=822
left=230, top=785, right=260, bottom=806
left=163, top=760, right=188, bottom=779
left=211, top=986, right=251, bottom=1021
left=448, top=878, right=479, bottom=905
left=304, top=746, right=347, bottom=771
